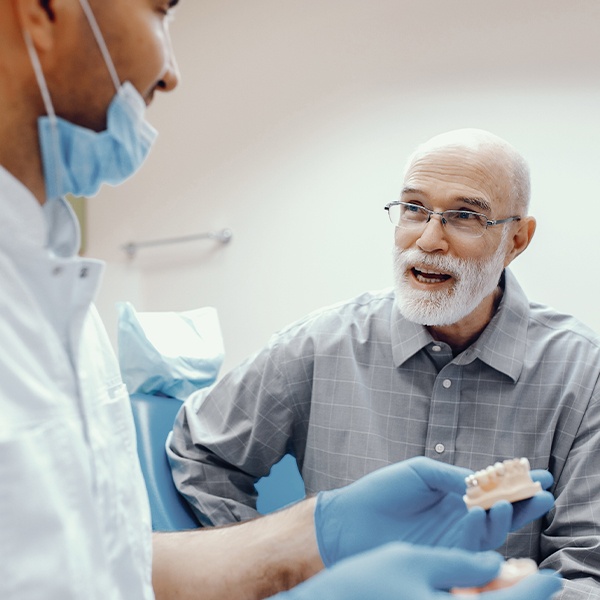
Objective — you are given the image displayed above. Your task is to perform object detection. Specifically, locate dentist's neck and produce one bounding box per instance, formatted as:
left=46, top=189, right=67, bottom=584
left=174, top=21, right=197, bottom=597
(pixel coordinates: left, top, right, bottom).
left=0, top=87, right=47, bottom=205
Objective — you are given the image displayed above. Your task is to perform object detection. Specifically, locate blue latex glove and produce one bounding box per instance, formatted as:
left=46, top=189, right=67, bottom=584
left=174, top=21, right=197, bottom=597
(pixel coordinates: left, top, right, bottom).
left=315, top=456, right=554, bottom=567
left=269, top=544, right=563, bottom=600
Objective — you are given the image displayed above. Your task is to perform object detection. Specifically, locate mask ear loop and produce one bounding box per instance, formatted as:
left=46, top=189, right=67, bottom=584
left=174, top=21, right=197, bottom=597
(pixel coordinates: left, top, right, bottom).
left=23, top=30, right=55, bottom=119
left=22, top=29, right=62, bottom=201
left=77, top=0, right=121, bottom=93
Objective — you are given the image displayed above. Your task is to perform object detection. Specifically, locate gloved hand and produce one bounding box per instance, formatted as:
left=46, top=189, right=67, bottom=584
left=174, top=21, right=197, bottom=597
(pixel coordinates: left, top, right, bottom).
left=315, top=456, right=554, bottom=567
left=269, top=544, right=563, bottom=600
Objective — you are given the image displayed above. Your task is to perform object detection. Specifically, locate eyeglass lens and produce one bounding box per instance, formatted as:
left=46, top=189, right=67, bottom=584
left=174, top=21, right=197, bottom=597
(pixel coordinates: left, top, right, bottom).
left=387, top=203, right=487, bottom=238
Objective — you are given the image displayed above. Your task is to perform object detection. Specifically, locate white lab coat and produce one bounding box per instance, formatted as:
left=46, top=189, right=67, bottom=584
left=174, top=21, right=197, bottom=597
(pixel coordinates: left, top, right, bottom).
left=0, top=167, right=154, bottom=599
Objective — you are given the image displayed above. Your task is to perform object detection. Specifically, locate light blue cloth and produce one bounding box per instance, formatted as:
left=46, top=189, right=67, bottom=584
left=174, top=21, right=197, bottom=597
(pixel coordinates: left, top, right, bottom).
left=117, top=302, right=224, bottom=401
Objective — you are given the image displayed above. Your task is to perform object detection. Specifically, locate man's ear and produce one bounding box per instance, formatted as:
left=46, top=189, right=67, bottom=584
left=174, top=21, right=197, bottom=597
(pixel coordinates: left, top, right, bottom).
left=504, top=216, right=536, bottom=267
left=14, top=0, right=57, bottom=51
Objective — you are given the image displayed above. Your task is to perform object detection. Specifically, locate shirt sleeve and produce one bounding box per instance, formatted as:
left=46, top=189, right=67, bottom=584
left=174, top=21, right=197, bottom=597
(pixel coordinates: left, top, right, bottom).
left=539, top=381, right=600, bottom=599
left=167, top=332, right=313, bottom=526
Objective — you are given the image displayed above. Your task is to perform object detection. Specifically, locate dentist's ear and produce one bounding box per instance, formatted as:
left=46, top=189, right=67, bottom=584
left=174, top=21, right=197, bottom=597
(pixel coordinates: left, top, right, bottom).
left=504, top=215, right=536, bottom=268
left=15, top=0, right=58, bottom=52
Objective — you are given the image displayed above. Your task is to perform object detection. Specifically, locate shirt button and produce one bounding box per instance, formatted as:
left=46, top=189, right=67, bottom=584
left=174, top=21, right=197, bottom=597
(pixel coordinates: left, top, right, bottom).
left=431, top=345, right=442, bottom=352
left=435, top=443, right=445, bottom=454
left=442, top=379, right=452, bottom=388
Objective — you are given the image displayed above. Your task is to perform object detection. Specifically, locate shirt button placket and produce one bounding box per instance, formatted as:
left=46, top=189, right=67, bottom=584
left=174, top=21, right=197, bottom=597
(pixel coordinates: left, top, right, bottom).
left=425, top=367, right=460, bottom=463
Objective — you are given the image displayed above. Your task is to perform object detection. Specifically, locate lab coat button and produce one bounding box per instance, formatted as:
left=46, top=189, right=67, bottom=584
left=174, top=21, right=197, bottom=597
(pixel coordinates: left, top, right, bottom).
left=80, top=267, right=89, bottom=278
left=52, top=266, right=62, bottom=276
left=434, top=443, right=445, bottom=454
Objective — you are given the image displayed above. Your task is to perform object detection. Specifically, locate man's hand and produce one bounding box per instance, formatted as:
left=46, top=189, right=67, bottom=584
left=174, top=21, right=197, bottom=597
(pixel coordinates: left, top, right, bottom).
left=270, top=544, right=562, bottom=600
left=315, top=456, right=554, bottom=566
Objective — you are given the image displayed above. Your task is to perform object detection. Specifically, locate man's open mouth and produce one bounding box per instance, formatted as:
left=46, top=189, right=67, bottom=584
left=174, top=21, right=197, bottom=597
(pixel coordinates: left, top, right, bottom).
left=411, top=267, right=452, bottom=284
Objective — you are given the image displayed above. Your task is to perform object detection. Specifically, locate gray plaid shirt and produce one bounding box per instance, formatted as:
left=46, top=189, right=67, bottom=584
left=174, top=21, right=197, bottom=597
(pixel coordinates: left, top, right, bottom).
left=169, top=269, right=600, bottom=598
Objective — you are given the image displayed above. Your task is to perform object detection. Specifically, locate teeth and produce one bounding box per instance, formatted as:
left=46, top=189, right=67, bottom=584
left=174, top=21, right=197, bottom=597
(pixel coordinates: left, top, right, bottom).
left=477, top=472, right=490, bottom=489
left=414, top=273, right=447, bottom=284
left=416, top=277, right=436, bottom=284
left=413, top=266, right=452, bottom=284
left=466, top=475, right=478, bottom=488
left=463, top=457, right=542, bottom=510
left=419, top=268, right=446, bottom=275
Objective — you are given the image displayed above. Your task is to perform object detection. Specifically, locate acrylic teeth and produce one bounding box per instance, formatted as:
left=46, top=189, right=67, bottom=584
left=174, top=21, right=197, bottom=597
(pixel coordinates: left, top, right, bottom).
left=463, top=457, right=541, bottom=510
left=465, top=457, right=528, bottom=488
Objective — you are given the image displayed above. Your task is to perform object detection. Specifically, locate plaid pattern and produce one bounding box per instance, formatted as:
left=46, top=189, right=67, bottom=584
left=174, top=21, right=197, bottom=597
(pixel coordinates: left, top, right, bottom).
left=169, top=269, right=600, bottom=598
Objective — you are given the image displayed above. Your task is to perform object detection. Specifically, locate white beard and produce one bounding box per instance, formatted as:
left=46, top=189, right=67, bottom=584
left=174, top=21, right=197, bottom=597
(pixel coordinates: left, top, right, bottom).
left=393, top=240, right=507, bottom=327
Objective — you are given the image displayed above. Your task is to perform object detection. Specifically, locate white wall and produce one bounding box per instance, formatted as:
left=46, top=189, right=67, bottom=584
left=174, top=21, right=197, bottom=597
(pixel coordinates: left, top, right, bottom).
left=87, top=0, right=600, bottom=374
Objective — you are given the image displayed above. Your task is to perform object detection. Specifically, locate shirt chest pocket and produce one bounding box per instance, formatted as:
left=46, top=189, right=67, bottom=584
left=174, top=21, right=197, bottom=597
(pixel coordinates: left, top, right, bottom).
left=88, top=383, right=152, bottom=568
left=0, top=420, right=102, bottom=597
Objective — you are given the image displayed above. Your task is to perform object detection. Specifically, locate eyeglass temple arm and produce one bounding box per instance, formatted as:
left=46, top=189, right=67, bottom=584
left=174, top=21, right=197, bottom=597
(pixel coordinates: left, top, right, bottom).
left=487, top=216, right=521, bottom=226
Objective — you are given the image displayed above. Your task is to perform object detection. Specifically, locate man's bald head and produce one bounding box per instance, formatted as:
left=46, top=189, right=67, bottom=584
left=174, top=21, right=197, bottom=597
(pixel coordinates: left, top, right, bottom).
left=404, top=129, right=530, bottom=214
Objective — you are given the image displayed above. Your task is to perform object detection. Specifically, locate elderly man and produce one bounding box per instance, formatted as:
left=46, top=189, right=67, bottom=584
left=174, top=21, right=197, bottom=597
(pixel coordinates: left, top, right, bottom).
left=0, top=2, right=563, bottom=600
left=169, top=128, right=600, bottom=598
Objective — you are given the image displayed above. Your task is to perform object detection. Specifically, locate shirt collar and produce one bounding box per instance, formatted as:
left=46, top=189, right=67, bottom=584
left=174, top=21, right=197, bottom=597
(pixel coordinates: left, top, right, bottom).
left=0, top=166, right=80, bottom=258
left=390, top=301, right=433, bottom=365
left=454, top=268, right=528, bottom=382
left=390, top=269, right=529, bottom=382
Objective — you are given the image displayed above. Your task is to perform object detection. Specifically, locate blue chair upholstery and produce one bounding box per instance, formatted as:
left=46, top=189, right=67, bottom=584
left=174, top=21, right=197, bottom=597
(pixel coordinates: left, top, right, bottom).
left=256, top=454, right=306, bottom=515
left=130, top=392, right=305, bottom=531
left=130, top=393, right=199, bottom=531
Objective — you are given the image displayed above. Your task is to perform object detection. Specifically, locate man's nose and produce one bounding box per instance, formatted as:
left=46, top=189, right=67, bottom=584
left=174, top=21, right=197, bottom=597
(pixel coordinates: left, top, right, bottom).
left=415, top=214, right=449, bottom=254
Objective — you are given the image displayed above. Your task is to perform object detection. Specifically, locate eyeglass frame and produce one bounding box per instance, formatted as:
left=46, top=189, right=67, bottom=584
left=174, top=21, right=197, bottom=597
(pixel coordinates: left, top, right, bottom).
left=384, top=201, right=521, bottom=237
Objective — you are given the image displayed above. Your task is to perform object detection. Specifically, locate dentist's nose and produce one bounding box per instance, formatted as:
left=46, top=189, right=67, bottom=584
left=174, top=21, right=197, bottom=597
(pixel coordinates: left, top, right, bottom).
left=156, top=33, right=180, bottom=93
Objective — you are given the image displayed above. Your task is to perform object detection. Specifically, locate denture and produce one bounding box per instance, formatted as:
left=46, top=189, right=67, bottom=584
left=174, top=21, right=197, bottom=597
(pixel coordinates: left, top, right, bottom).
left=452, top=558, right=538, bottom=595
left=463, top=457, right=542, bottom=510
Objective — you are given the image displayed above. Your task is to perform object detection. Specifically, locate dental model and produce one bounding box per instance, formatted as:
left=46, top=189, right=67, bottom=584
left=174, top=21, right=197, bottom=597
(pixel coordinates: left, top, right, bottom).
left=452, top=558, right=538, bottom=595
left=463, top=457, right=542, bottom=510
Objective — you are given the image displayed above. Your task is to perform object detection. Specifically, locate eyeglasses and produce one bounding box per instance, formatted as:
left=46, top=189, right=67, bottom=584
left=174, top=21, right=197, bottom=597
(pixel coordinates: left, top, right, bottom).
left=384, top=201, right=521, bottom=239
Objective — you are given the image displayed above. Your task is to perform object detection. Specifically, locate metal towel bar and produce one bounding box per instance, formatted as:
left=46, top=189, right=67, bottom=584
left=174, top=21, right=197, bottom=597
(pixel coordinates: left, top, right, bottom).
left=122, top=228, right=232, bottom=258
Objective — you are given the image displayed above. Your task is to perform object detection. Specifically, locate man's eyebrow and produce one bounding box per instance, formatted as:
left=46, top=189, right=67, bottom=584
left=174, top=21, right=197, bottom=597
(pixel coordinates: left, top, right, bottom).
left=400, top=186, right=424, bottom=197
left=168, top=0, right=179, bottom=7
left=401, top=188, right=490, bottom=212
left=457, top=197, right=491, bottom=212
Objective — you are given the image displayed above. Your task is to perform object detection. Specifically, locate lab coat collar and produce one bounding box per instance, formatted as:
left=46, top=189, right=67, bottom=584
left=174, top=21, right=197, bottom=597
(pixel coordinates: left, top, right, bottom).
left=0, top=165, right=102, bottom=364
left=0, top=166, right=80, bottom=258
left=0, top=166, right=47, bottom=251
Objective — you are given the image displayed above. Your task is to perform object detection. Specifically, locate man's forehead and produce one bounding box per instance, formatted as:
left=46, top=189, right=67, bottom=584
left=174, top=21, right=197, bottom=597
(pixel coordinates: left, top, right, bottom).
left=402, top=147, right=510, bottom=209
left=404, top=145, right=495, bottom=179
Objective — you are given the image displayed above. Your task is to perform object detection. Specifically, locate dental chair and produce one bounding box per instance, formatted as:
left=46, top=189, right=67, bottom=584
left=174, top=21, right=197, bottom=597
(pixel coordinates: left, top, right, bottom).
left=130, top=392, right=305, bottom=531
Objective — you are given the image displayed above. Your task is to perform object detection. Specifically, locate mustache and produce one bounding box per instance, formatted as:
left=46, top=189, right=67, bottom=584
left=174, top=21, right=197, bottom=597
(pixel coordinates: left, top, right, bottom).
left=393, top=247, right=467, bottom=278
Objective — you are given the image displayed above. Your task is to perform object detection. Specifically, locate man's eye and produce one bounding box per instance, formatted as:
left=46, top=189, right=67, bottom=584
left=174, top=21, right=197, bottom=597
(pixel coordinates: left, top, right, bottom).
left=453, top=210, right=476, bottom=220
left=404, top=204, right=422, bottom=213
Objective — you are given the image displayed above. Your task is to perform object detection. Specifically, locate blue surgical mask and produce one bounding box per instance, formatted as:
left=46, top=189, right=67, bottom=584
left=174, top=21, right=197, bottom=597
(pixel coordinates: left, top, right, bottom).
left=23, top=0, right=158, bottom=201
